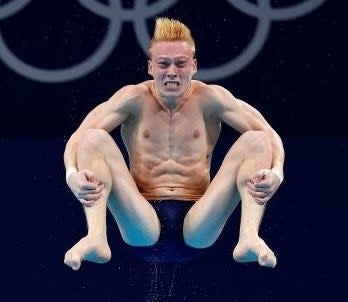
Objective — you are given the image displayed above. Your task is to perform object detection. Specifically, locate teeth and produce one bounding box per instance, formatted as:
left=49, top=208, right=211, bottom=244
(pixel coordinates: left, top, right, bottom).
left=165, top=82, right=178, bottom=87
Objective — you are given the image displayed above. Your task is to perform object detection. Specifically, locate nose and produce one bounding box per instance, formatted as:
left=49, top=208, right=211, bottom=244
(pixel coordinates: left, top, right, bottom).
left=166, top=64, right=177, bottom=79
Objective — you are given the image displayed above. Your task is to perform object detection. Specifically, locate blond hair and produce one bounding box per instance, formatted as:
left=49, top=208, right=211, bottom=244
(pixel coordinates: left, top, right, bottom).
left=148, top=17, right=196, bottom=57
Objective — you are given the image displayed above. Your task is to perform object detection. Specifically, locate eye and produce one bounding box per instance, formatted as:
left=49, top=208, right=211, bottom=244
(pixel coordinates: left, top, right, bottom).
left=158, top=62, right=169, bottom=68
left=176, top=61, right=186, bottom=67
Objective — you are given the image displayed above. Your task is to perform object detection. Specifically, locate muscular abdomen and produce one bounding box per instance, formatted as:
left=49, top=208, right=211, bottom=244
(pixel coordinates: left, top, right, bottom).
left=120, top=91, right=220, bottom=200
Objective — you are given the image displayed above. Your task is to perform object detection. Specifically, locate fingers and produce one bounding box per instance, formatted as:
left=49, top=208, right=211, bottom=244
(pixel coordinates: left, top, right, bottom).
left=249, top=189, right=268, bottom=197
left=75, top=183, right=104, bottom=199
left=77, top=187, right=104, bottom=207
left=76, top=190, right=103, bottom=201
left=79, top=181, right=98, bottom=190
left=247, top=180, right=272, bottom=193
left=254, top=196, right=270, bottom=205
left=67, top=170, right=100, bottom=190
left=251, top=170, right=272, bottom=184
left=76, top=172, right=104, bottom=191
left=83, top=169, right=100, bottom=183
left=254, top=179, right=272, bottom=188
left=78, top=199, right=97, bottom=207
left=249, top=169, right=280, bottom=191
left=247, top=169, right=282, bottom=205
left=67, top=169, right=106, bottom=207
left=247, top=181, right=270, bottom=191
left=251, top=169, right=268, bottom=182
left=73, top=180, right=104, bottom=205
left=247, top=180, right=273, bottom=205
left=73, top=182, right=103, bottom=195
left=248, top=189, right=271, bottom=205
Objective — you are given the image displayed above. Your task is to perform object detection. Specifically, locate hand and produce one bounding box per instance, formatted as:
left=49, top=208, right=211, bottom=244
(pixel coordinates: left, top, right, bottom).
left=66, top=169, right=104, bottom=207
left=247, top=169, right=282, bottom=205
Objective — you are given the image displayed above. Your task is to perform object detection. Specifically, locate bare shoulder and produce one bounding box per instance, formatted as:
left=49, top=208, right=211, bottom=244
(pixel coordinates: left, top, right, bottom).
left=106, top=81, right=153, bottom=113
left=109, top=82, right=150, bottom=102
left=191, top=80, right=240, bottom=110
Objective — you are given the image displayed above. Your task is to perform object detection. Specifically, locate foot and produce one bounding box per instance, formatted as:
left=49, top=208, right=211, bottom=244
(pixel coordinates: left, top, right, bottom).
left=232, top=236, right=277, bottom=268
left=64, top=236, right=111, bottom=271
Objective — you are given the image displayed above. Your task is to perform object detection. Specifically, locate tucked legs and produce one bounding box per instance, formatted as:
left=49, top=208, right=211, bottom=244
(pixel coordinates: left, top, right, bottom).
left=64, top=129, right=160, bottom=270
left=183, top=131, right=276, bottom=267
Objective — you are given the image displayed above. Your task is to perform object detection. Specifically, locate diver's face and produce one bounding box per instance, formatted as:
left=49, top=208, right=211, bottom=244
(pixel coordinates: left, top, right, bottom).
left=148, top=41, right=197, bottom=100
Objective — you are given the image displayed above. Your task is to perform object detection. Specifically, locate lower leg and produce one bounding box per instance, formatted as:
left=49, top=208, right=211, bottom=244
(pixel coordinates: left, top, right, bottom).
left=64, top=146, right=112, bottom=270
left=233, top=198, right=276, bottom=267
left=64, top=129, right=160, bottom=270
left=183, top=131, right=276, bottom=267
left=232, top=134, right=276, bottom=267
left=183, top=131, right=262, bottom=248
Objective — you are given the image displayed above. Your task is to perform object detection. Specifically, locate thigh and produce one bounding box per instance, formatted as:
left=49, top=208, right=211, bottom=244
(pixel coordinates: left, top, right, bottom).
left=183, top=131, right=272, bottom=248
left=78, top=129, right=160, bottom=245
left=183, top=151, right=241, bottom=248
left=107, top=192, right=160, bottom=246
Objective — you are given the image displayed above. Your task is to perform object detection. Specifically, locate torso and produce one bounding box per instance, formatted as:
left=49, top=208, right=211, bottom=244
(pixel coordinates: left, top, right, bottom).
left=120, top=80, right=221, bottom=200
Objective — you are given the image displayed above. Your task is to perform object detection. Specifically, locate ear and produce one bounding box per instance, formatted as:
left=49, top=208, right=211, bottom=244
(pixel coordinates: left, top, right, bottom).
left=148, top=59, right=153, bottom=76
left=192, top=58, right=198, bottom=74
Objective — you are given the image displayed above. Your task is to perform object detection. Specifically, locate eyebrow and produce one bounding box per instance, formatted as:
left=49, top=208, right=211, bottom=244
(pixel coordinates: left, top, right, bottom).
left=154, top=56, right=190, bottom=61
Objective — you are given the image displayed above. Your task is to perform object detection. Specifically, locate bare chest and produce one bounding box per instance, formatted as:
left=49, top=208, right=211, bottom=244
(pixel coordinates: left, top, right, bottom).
left=149, top=109, right=202, bottom=138
left=122, top=102, right=210, bottom=158
left=150, top=112, right=204, bottom=155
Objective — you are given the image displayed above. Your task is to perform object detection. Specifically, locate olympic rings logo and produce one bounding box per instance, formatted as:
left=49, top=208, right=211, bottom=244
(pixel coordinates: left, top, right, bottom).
left=0, top=0, right=326, bottom=83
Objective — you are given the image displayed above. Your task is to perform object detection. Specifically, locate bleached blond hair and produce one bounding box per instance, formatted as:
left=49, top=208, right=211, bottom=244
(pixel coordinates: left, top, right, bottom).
left=148, top=17, right=196, bottom=57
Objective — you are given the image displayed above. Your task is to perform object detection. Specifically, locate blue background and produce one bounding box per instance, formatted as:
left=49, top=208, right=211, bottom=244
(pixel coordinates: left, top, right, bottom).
left=1, top=1, right=346, bottom=301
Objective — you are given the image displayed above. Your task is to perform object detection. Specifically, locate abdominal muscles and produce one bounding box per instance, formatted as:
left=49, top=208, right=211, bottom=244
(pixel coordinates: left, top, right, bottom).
left=130, top=150, right=211, bottom=201
left=121, top=100, right=218, bottom=201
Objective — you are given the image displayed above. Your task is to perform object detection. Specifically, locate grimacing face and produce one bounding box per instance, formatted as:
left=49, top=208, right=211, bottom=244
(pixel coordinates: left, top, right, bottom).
left=148, top=41, right=197, bottom=101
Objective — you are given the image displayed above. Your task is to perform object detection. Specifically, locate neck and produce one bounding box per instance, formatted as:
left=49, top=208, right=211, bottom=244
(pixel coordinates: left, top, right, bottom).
left=153, top=83, right=192, bottom=114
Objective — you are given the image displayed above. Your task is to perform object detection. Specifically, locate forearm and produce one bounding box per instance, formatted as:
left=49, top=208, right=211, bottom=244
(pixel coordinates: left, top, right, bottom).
left=64, top=132, right=80, bottom=170
left=216, top=90, right=285, bottom=182
left=239, top=99, right=284, bottom=174
left=268, top=129, right=285, bottom=180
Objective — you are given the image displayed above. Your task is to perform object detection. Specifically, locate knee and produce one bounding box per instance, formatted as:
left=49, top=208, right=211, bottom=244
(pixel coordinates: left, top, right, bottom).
left=120, top=207, right=161, bottom=247
left=78, top=129, right=113, bottom=152
left=240, top=131, right=271, bottom=154
left=183, top=231, right=215, bottom=249
left=183, top=215, right=215, bottom=249
left=123, top=231, right=160, bottom=247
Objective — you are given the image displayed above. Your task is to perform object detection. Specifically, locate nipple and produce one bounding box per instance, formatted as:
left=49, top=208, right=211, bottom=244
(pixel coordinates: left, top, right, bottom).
left=143, top=130, right=150, bottom=138
left=193, top=130, right=200, bottom=139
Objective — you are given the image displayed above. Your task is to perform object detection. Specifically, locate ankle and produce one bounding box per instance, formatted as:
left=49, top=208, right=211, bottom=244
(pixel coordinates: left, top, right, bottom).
left=238, top=230, right=260, bottom=242
left=86, top=231, right=107, bottom=241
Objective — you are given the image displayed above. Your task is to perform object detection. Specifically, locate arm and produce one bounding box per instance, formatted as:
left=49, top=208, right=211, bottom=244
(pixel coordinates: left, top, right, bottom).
left=64, top=85, right=135, bottom=172
left=212, top=85, right=285, bottom=202
left=238, top=99, right=284, bottom=181
left=212, top=85, right=284, bottom=175
left=64, top=85, right=138, bottom=205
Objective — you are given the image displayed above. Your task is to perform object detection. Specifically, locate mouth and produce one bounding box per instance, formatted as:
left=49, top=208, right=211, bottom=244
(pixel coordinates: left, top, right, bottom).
left=164, top=81, right=180, bottom=88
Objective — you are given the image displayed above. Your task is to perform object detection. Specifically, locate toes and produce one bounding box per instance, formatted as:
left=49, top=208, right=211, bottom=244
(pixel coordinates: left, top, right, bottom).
left=258, top=252, right=269, bottom=266
left=233, top=241, right=277, bottom=268
left=70, top=260, right=81, bottom=271
left=258, top=250, right=276, bottom=268
left=64, top=251, right=72, bottom=264
left=64, top=251, right=82, bottom=270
